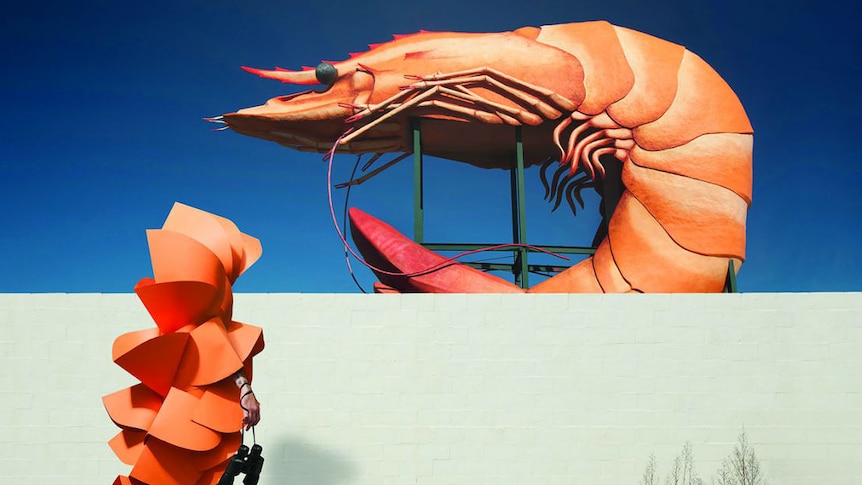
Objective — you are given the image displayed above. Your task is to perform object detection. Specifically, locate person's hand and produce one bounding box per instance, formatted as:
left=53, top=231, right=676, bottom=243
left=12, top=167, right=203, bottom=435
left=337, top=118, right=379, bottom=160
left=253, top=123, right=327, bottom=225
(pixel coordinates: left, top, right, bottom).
left=241, top=390, right=261, bottom=430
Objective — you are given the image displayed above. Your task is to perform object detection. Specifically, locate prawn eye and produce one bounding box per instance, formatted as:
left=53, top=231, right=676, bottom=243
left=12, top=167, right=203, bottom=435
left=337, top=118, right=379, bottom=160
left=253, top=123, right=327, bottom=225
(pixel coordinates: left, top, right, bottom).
left=315, top=62, right=338, bottom=85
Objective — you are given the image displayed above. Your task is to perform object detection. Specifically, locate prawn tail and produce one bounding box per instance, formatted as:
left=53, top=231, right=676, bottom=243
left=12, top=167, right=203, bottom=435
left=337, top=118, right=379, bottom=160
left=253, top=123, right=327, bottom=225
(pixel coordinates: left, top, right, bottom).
left=532, top=22, right=753, bottom=293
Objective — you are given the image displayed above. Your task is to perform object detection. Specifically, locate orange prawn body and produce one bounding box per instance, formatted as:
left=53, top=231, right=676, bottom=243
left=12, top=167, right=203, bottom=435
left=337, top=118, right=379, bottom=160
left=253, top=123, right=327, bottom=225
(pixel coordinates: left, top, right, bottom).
left=222, top=21, right=753, bottom=293
left=526, top=22, right=753, bottom=292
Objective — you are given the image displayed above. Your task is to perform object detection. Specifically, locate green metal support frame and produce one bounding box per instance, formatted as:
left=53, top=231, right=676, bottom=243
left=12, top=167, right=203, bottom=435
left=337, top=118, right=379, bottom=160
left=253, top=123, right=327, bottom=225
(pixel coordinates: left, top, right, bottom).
left=511, top=127, right=530, bottom=287
left=410, top=120, right=595, bottom=289
left=412, top=119, right=424, bottom=244
left=408, top=119, right=739, bottom=292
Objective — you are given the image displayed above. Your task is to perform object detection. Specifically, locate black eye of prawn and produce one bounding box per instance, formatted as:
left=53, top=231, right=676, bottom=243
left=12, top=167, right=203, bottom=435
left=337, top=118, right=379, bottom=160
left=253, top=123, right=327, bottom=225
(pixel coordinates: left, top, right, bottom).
left=315, top=62, right=338, bottom=85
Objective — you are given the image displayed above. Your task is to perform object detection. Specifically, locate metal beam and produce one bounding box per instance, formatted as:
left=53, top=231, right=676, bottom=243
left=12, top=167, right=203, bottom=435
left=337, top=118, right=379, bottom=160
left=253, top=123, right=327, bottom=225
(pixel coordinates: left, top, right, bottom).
left=412, top=119, right=424, bottom=243
left=421, top=243, right=595, bottom=254
left=725, top=259, right=738, bottom=293
left=461, top=262, right=572, bottom=274
left=512, top=127, right=529, bottom=288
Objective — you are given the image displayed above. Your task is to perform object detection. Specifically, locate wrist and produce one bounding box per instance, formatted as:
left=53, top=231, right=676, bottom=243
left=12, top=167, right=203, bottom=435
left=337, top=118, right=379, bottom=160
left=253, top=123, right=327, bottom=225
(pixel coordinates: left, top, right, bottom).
left=234, top=369, right=249, bottom=387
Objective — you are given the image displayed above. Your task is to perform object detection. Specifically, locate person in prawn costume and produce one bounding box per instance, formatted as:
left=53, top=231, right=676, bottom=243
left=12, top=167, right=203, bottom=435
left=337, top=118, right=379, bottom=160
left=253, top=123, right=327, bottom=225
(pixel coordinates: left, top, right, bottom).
left=103, top=202, right=265, bottom=485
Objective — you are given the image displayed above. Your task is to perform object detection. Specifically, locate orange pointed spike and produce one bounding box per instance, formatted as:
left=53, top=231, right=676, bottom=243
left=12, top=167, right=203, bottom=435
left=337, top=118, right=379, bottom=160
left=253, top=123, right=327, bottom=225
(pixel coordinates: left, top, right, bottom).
left=240, top=65, right=319, bottom=84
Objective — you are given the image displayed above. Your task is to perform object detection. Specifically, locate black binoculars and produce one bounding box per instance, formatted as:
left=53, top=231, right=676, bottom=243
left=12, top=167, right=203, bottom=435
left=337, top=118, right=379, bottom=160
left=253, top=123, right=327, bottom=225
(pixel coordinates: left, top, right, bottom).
left=217, top=442, right=264, bottom=485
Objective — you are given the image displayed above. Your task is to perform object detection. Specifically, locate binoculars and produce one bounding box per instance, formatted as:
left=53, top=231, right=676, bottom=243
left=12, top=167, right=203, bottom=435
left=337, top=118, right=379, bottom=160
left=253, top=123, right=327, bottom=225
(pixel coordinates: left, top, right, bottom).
left=217, top=442, right=264, bottom=485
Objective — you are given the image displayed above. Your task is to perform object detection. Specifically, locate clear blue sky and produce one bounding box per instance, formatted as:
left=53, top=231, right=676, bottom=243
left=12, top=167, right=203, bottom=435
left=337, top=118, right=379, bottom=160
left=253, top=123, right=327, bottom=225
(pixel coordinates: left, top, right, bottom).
left=2, top=0, right=860, bottom=293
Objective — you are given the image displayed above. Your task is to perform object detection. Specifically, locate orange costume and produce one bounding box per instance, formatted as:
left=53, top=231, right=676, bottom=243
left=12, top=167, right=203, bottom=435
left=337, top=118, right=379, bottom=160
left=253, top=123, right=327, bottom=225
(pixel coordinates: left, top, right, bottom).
left=102, top=203, right=264, bottom=485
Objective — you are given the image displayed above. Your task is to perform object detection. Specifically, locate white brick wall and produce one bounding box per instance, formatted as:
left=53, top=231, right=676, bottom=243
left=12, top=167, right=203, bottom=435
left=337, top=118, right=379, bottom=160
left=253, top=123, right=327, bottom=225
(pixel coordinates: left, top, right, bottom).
left=1, top=293, right=860, bottom=485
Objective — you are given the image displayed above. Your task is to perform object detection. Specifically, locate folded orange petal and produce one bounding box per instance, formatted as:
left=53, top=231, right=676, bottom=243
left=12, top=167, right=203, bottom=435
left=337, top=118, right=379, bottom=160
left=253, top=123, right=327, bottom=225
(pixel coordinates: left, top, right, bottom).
left=213, top=216, right=245, bottom=283
left=193, top=379, right=244, bottom=434
left=147, top=229, right=228, bottom=290
left=131, top=438, right=202, bottom=485
left=162, top=202, right=238, bottom=280
left=148, top=387, right=222, bottom=451
left=193, top=431, right=242, bottom=471
left=173, top=318, right=245, bottom=388
left=135, top=279, right=221, bottom=334
left=237, top=232, right=262, bottom=279
left=108, top=429, right=147, bottom=466
left=226, top=321, right=265, bottom=363
left=227, top=321, right=265, bottom=381
left=102, top=384, right=162, bottom=430
left=113, top=330, right=190, bottom=397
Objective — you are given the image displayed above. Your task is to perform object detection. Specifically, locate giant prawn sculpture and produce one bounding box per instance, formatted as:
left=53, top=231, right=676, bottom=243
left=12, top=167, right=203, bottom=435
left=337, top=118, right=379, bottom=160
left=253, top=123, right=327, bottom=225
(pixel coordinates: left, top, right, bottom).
left=215, top=21, right=753, bottom=293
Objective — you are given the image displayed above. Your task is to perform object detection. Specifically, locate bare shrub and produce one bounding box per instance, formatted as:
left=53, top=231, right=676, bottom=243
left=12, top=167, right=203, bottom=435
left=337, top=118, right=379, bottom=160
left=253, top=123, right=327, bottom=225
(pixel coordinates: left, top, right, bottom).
left=640, top=430, right=764, bottom=485
left=641, top=453, right=658, bottom=485
left=713, top=429, right=764, bottom=485
left=665, top=442, right=701, bottom=485
left=714, top=460, right=735, bottom=485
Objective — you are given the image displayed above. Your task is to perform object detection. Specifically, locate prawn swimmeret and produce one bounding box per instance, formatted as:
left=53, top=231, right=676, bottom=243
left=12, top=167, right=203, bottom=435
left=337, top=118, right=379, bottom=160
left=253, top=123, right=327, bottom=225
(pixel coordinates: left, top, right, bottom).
left=217, top=21, right=753, bottom=293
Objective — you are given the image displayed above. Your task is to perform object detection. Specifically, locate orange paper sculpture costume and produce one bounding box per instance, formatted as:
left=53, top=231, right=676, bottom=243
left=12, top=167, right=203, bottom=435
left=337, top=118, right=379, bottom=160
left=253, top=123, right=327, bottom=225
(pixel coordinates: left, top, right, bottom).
left=217, top=21, right=753, bottom=293
left=103, top=203, right=264, bottom=485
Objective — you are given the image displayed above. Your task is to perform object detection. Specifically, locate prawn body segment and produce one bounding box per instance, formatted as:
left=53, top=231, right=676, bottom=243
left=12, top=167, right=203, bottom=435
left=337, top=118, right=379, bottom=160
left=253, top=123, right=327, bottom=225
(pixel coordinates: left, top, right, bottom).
left=220, top=21, right=753, bottom=293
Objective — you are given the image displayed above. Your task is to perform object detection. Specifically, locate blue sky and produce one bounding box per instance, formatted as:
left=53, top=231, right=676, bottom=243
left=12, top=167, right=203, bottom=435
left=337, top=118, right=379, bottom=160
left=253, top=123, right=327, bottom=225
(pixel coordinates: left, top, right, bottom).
left=2, top=0, right=860, bottom=293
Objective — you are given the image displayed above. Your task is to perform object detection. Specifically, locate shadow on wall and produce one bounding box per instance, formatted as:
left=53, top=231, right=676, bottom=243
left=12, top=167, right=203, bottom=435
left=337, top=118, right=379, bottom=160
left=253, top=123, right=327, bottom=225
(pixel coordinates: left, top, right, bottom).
left=265, top=435, right=355, bottom=485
